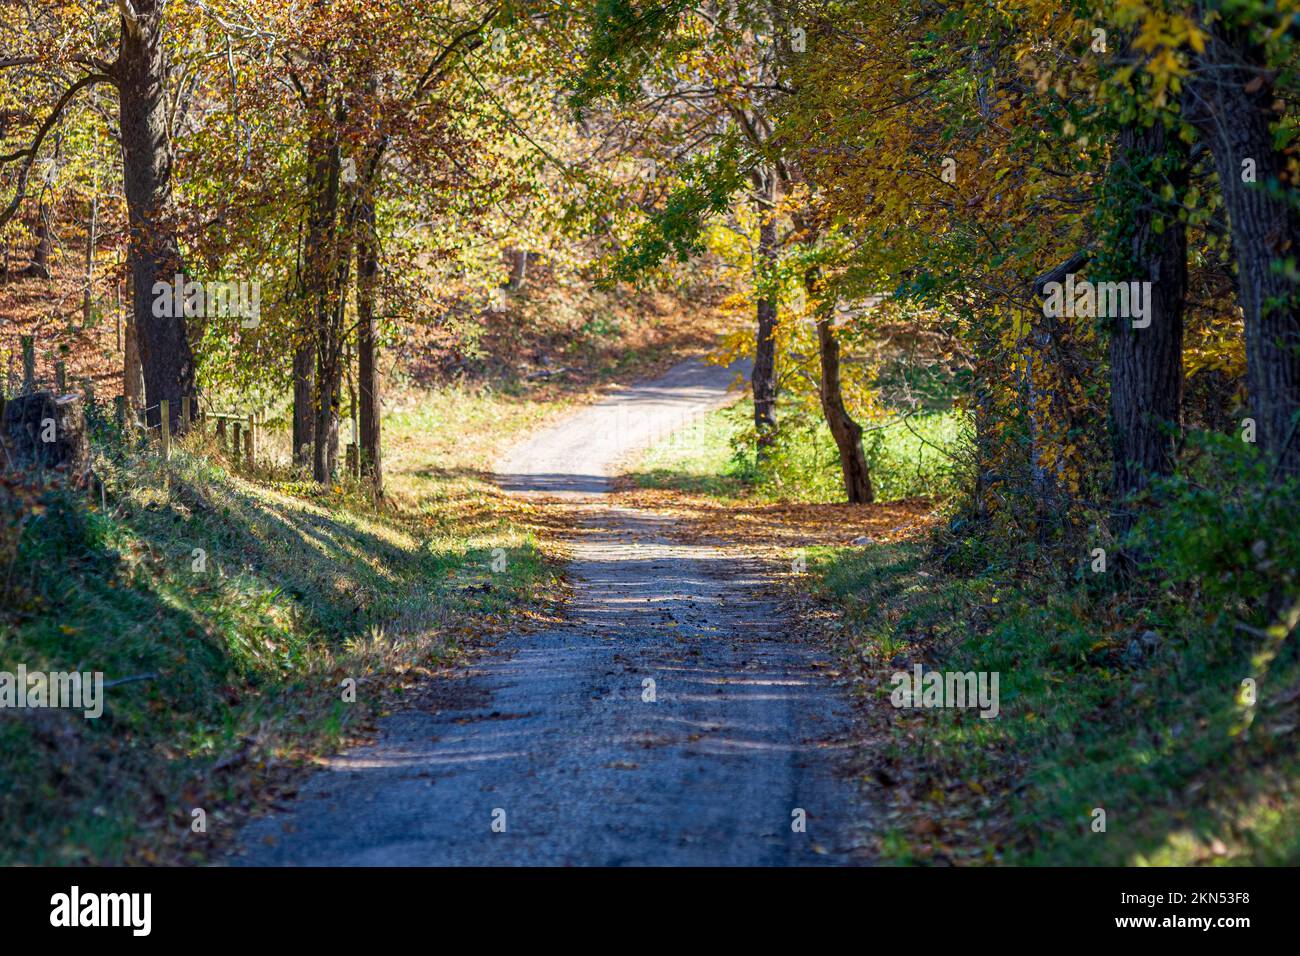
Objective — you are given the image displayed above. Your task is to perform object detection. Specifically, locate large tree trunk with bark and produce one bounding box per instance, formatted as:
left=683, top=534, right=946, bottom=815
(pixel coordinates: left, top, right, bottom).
left=117, top=0, right=193, bottom=430
left=313, top=208, right=356, bottom=484
left=123, top=302, right=145, bottom=409
left=1106, top=121, right=1190, bottom=537
left=313, top=244, right=350, bottom=485
left=292, top=344, right=314, bottom=467
left=356, top=182, right=383, bottom=494
left=751, top=168, right=778, bottom=452
left=297, top=125, right=343, bottom=479
left=313, top=344, right=341, bottom=482
left=1188, top=22, right=1300, bottom=480
left=293, top=133, right=333, bottom=470
left=302, top=122, right=356, bottom=484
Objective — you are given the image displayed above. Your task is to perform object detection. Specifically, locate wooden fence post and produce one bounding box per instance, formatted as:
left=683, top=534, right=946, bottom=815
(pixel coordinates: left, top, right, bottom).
left=245, top=414, right=255, bottom=470
left=55, top=361, right=66, bottom=393
left=20, top=336, right=35, bottom=393
left=232, top=421, right=242, bottom=467
left=160, top=399, right=171, bottom=461
left=181, top=396, right=191, bottom=434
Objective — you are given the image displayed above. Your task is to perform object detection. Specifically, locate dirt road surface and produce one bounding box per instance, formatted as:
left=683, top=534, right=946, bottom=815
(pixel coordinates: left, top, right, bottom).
left=233, top=359, right=869, bottom=865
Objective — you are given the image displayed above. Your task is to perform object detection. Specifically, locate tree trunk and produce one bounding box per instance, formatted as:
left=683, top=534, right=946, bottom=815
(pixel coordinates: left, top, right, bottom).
left=293, top=133, right=332, bottom=470
left=1106, top=120, right=1189, bottom=538
left=83, top=193, right=97, bottom=325
left=303, top=123, right=354, bottom=484
left=751, top=168, right=778, bottom=451
left=356, top=183, right=383, bottom=494
left=815, top=308, right=873, bottom=503
left=1188, top=22, right=1300, bottom=480
left=313, top=353, right=341, bottom=482
left=117, top=0, right=193, bottom=430
left=123, top=303, right=145, bottom=408
left=25, top=201, right=51, bottom=278
left=969, top=308, right=996, bottom=525
left=798, top=258, right=873, bottom=503
left=507, top=248, right=528, bottom=291
left=313, top=276, right=348, bottom=484
left=313, top=216, right=355, bottom=484
left=298, top=126, right=340, bottom=477
left=292, top=343, right=314, bottom=466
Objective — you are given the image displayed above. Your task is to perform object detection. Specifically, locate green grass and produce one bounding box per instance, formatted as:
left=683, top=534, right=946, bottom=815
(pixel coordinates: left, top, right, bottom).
left=629, top=398, right=967, bottom=503
left=811, top=536, right=1300, bottom=866
left=0, top=385, right=564, bottom=864
left=630, top=405, right=751, bottom=497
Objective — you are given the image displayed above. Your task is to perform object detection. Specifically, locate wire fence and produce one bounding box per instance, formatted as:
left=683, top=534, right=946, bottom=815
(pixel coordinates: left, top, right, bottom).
left=2, top=336, right=263, bottom=470
left=3, top=335, right=379, bottom=479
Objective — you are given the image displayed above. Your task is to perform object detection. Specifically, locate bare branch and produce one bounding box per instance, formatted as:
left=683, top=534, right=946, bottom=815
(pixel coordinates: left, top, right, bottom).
left=411, top=5, right=500, bottom=100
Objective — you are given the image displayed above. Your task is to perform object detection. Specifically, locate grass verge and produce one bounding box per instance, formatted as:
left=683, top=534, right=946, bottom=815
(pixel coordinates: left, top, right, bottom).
left=810, top=533, right=1300, bottom=865
left=0, top=384, right=569, bottom=864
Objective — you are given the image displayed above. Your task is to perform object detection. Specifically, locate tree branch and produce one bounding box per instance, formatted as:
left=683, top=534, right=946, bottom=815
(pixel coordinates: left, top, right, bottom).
left=0, top=73, right=113, bottom=230
left=411, top=5, right=500, bottom=101
left=1031, top=249, right=1091, bottom=296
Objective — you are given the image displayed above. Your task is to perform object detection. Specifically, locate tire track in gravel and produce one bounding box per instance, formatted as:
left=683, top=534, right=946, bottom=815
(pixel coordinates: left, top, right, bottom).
left=233, top=358, right=871, bottom=865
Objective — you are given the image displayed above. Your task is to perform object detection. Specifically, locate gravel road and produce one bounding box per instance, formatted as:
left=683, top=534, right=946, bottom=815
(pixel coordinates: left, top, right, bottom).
left=233, top=359, right=868, bottom=865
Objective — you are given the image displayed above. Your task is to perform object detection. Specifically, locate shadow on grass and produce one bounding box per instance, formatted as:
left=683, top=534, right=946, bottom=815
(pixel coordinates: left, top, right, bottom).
left=0, top=439, right=553, bottom=864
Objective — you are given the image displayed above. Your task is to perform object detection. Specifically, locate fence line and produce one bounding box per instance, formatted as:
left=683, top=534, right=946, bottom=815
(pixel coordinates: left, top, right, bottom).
left=118, top=395, right=262, bottom=469
left=0, top=337, right=362, bottom=475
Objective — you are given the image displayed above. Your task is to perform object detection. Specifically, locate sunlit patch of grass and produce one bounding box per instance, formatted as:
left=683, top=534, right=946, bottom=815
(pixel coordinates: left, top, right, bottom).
left=628, top=407, right=749, bottom=497
left=1134, top=770, right=1300, bottom=865
left=627, top=398, right=966, bottom=503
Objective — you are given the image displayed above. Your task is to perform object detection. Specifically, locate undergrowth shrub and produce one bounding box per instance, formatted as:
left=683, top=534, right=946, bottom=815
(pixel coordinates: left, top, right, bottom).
left=1131, top=430, right=1300, bottom=624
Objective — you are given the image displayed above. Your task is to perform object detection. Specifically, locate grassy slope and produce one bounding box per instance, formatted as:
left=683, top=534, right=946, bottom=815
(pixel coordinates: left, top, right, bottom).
left=815, top=541, right=1300, bottom=866
left=0, top=384, right=569, bottom=864
left=0, top=232, right=737, bottom=865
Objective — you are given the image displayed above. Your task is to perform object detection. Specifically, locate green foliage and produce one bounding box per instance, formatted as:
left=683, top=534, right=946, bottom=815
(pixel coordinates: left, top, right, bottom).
left=568, top=0, right=693, bottom=114
left=603, top=140, right=748, bottom=285
left=1132, top=431, right=1300, bottom=615
left=811, top=433, right=1300, bottom=864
